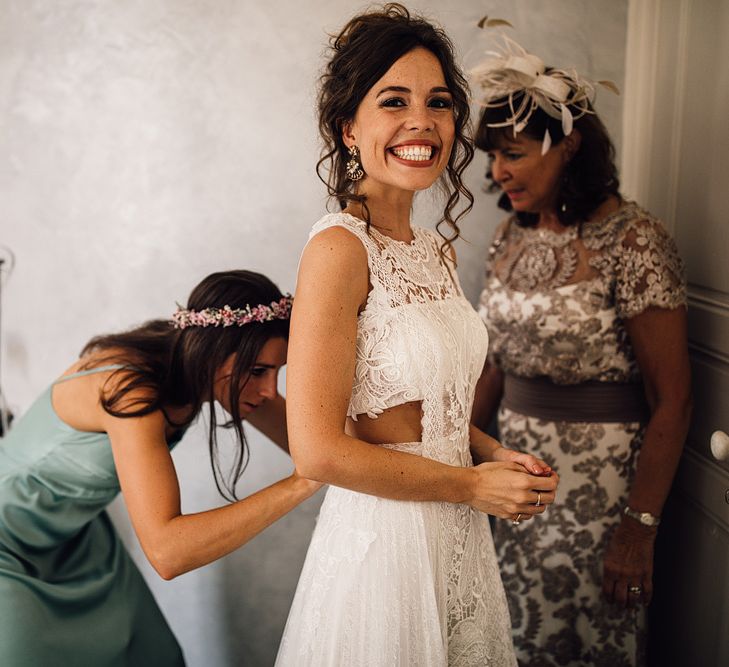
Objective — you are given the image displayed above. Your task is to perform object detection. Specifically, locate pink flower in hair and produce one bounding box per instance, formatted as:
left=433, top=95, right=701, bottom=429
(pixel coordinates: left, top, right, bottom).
left=171, top=295, right=293, bottom=330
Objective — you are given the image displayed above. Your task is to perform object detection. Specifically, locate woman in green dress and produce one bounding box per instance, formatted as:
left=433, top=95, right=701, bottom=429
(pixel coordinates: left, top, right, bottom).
left=0, top=269, right=321, bottom=666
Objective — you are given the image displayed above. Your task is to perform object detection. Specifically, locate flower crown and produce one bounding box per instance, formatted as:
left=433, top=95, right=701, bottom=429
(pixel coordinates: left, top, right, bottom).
left=470, top=20, right=619, bottom=154
left=171, top=295, right=293, bottom=330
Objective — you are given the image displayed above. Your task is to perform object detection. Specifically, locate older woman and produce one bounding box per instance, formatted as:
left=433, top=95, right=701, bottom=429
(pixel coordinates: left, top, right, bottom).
left=470, top=36, right=691, bottom=666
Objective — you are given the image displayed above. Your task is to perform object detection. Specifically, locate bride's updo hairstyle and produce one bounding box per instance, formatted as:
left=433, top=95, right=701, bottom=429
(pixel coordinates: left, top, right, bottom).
left=317, top=2, right=474, bottom=252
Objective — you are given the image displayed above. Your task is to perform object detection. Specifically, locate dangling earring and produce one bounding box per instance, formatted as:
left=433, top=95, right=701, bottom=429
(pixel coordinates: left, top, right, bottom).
left=346, top=145, right=365, bottom=181
left=559, top=174, right=569, bottom=214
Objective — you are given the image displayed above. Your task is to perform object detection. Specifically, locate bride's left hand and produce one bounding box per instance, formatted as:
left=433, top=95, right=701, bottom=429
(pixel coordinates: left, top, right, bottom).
left=490, top=446, right=553, bottom=476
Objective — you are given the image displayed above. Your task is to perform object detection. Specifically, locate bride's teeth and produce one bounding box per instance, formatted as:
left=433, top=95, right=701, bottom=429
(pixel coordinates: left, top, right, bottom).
left=392, top=145, right=433, bottom=161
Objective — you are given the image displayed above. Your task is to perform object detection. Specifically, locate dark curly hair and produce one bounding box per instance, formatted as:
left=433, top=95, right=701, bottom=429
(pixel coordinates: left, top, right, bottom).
left=81, top=270, right=290, bottom=501
left=317, top=2, right=474, bottom=253
left=474, top=86, right=620, bottom=227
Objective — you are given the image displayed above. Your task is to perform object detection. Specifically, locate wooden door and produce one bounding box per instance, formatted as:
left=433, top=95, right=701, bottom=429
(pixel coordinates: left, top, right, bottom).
left=622, top=1, right=729, bottom=665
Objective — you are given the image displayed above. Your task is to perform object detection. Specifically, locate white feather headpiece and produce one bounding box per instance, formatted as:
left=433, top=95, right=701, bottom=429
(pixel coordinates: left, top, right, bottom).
left=470, top=24, right=619, bottom=155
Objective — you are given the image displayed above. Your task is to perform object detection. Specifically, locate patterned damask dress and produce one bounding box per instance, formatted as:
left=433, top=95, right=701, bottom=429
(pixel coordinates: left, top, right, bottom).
left=276, top=212, right=517, bottom=666
left=478, top=201, right=686, bottom=666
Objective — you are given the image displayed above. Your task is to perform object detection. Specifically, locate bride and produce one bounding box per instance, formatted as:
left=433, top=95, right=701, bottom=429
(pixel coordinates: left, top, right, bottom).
left=276, top=5, right=559, bottom=665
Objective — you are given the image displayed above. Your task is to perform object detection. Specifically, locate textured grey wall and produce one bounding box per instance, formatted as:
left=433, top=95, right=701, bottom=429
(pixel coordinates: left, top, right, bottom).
left=0, top=1, right=627, bottom=665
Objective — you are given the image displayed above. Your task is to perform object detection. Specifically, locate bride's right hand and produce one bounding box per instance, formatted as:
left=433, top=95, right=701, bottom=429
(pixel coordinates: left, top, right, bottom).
left=466, top=462, right=559, bottom=521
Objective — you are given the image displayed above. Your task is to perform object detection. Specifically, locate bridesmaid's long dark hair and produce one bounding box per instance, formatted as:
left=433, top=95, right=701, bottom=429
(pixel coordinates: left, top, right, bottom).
left=81, top=270, right=289, bottom=500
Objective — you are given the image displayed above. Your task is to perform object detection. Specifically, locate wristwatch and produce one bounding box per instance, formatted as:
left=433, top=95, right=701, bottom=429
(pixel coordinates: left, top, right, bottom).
left=623, top=506, right=661, bottom=527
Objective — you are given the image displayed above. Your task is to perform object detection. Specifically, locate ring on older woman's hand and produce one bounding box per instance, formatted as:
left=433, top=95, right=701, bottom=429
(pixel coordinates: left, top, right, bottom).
left=628, top=586, right=642, bottom=595
left=535, top=491, right=542, bottom=507
left=512, top=513, right=522, bottom=526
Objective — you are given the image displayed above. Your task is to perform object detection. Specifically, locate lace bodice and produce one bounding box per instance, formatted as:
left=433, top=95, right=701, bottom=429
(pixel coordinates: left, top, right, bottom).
left=478, top=201, right=686, bottom=384
left=309, top=213, right=489, bottom=465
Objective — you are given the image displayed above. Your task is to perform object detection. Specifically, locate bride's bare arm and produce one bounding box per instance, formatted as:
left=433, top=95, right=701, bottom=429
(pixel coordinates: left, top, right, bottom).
left=287, top=227, right=557, bottom=517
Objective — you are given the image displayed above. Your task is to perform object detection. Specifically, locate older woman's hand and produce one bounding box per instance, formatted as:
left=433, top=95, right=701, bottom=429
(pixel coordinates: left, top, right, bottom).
left=602, top=516, right=658, bottom=607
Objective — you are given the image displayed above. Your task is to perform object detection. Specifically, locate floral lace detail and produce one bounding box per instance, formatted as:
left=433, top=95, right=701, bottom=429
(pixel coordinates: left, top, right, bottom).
left=311, top=213, right=461, bottom=306
left=586, top=214, right=686, bottom=319
left=491, top=223, right=580, bottom=291
left=479, top=202, right=686, bottom=384
left=493, top=409, right=646, bottom=666
left=309, top=214, right=483, bottom=437
left=276, top=213, right=516, bottom=666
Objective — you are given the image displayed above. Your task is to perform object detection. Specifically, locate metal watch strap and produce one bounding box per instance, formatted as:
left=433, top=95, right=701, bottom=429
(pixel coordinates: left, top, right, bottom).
left=623, top=506, right=661, bottom=527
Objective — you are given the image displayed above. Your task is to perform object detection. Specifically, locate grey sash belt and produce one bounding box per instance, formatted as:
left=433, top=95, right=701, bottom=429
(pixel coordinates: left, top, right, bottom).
left=502, top=374, right=650, bottom=423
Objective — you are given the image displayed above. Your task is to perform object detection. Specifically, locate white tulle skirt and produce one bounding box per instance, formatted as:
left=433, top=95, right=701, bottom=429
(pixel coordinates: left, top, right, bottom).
left=275, top=445, right=517, bottom=667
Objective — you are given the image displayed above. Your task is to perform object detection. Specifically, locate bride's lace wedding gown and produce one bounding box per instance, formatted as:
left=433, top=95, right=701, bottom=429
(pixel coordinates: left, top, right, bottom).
left=275, top=213, right=516, bottom=666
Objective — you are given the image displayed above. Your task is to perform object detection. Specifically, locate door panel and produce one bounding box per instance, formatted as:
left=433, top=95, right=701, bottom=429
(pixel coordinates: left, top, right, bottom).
left=688, top=348, right=729, bottom=473
left=623, top=1, right=729, bottom=664
left=652, top=457, right=729, bottom=667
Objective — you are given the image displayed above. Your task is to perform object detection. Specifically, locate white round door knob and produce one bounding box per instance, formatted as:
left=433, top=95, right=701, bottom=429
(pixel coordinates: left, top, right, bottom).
left=710, top=430, right=729, bottom=461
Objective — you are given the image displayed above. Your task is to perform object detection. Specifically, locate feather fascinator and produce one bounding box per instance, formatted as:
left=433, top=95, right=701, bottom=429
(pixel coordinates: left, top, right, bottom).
left=471, top=19, right=619, bottom=154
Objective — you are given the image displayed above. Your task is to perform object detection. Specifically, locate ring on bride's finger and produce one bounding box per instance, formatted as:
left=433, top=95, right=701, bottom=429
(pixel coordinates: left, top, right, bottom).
left=512, top=513, right=522, bottom=526
left=628, top=585, right=642, bottom=595
left=535, top=491, right=542, bottom=507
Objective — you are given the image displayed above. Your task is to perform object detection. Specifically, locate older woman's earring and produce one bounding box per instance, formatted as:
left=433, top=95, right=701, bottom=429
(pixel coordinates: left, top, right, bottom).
left=559, top=175, right=569, bottom=214
left=346, top=145, right=365, bottom=181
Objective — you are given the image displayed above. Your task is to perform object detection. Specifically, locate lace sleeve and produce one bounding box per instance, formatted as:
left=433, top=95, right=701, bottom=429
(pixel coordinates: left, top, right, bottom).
left=614, top=215, right=687, bottom=319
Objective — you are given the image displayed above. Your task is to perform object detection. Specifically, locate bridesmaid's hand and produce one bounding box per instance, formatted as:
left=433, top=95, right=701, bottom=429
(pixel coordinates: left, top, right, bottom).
left=602, top=516, right=657, bottom=607
left=490, top=445, right=553, bottom=476
left=291, top=470, right=325, bottom=497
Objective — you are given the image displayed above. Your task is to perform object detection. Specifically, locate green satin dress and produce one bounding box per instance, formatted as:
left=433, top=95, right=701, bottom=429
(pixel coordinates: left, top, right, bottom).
left=0, top=366, right=185, bottom=666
